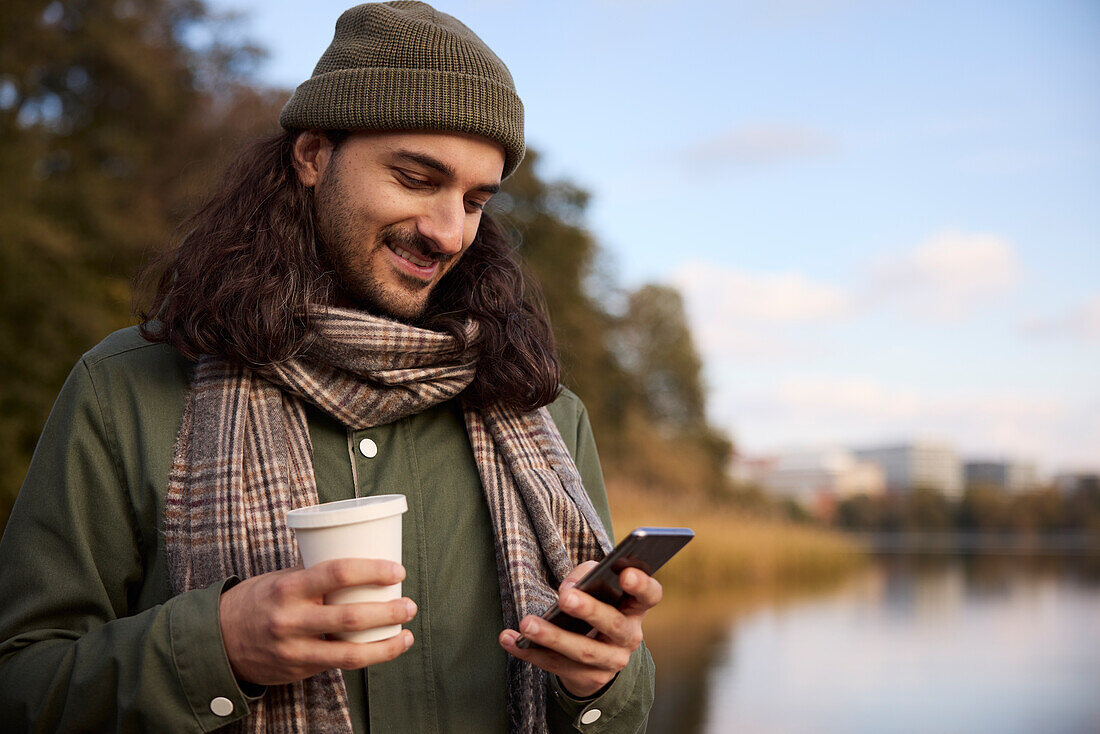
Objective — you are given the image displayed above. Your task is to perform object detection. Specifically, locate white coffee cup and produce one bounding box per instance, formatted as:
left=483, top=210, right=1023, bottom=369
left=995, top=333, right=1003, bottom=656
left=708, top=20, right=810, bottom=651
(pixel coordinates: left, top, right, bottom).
left=286, top=494, right=408, bottom=643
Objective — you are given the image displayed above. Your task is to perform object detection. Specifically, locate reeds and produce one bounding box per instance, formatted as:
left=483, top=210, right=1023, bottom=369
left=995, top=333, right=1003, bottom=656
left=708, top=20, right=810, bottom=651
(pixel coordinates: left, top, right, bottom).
left=607, top=481, right=867, bottom=593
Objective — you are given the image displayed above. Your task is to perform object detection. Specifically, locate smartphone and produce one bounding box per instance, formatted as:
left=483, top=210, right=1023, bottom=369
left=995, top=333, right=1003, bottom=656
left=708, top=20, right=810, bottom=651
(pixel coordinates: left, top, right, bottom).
left=515, top=526, right=694, bottom=649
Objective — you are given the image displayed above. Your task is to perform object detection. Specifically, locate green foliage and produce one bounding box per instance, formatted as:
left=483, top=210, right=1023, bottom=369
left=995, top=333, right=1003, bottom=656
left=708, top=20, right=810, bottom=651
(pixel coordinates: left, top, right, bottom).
left=498, top=158, right=736, bottom=502
left=836, top=492, right=881, bottom=529
left=835, top=484, right=1100, bottom=535
left=617, top=284, right=706, bottom=430
left=492, top=150, right=632, bottom=436
left=0, top=0, right=279, bottom=526
left=1064, top=481, right=1100, bottom=533
left=905, top=486, right=954, bottom=531
left=957, top=484, right=1009, bottom=531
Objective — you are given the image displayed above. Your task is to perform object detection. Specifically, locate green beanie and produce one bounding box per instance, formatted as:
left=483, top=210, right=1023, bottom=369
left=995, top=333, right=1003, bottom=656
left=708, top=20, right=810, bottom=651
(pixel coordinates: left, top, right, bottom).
left=279, top=1, right=525, bottom=178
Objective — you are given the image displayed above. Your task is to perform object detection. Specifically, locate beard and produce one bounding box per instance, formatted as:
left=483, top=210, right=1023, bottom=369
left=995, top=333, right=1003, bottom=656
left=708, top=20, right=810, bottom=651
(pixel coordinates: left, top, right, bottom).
left=312, top=166, right=455, bottom=323
left=332, top=225, right=450, bottom=322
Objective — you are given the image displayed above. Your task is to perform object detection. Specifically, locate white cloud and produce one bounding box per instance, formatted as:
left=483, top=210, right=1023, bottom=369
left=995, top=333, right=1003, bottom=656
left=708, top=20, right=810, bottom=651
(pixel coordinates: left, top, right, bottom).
left=672, top=262, right=851, bottom=323
left=710, top=376, right=1098, bottom=473
left=657, top=233, right=1094, bottom=471
left=867, top=230, right=1022, bottom=320
left=668, top=230, right=1022, bottom=349
left=1021, top=294, right=1100, bottom=343
left=668, top=261, right=852, bottom=358
left=773, top=377, right=925, bottom=421
left=684, top=122, right=838, bottom=169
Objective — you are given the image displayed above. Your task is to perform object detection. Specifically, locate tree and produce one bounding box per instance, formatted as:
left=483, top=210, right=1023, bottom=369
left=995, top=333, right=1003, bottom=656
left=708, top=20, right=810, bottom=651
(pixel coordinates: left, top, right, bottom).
left=496, top=151, right=635, bottom=450
left=836, top=493, right=882, bottom=530
left=0, top=0, right=273, bottom=527
left=957, top=485, right=1008, bottom=532
left=617, top=285, right=706, bottom=431
left=498, top=159, right=735, bottom=499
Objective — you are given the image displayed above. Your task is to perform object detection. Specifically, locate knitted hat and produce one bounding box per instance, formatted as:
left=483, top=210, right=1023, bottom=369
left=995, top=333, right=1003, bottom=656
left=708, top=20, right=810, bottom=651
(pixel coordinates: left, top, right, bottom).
left=279, top=1, right=525, bottom=178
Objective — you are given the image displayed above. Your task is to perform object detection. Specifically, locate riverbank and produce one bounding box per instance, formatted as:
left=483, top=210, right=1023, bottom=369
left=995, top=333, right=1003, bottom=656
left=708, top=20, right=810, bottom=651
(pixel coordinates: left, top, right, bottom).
left=849, top=530, right=1100, bottom=555
left=606, top=481, right=867, bottom=592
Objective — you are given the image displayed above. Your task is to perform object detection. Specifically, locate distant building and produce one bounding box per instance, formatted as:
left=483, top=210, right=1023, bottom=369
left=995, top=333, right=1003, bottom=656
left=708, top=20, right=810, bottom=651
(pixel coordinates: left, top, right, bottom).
left=854, top=442, right=964, bottom=498
left=734, top=447, right=885, bottom=516
left=730, top=456, right=777, bottom=487
left=964, top=460, right=1039, bottom=493
left=1053, top=472, right=1100, bottom=496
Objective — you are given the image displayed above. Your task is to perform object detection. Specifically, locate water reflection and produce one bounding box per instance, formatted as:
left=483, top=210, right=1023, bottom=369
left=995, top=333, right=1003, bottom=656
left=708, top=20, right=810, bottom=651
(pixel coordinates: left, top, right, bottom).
left=645, top=556, right=1100, bottom=734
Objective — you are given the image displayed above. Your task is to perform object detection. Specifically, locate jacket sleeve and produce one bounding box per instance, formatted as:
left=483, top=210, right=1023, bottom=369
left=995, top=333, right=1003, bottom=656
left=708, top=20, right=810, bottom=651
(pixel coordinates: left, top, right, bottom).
left=547, top=395, right=655, bottom=733
left=0, top=360, right=259, bottom=733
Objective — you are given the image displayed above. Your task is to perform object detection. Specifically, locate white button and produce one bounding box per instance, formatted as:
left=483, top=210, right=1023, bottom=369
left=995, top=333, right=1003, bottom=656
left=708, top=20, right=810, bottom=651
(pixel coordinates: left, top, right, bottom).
left=580, top=708, right=602, bottom=724
left=210, top=697, right=234, bottom=717
left=358, top=438, right=378, bottom=458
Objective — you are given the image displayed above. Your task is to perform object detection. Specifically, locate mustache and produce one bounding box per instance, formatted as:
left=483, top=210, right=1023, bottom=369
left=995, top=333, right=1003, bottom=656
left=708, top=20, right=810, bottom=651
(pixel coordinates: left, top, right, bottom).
left=380, top=227, right=453, bottom=263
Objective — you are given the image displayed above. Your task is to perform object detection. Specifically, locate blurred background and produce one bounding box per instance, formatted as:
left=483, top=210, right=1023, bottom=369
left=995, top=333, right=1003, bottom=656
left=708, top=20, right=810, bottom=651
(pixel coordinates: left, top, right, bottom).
left=1, top=0, right=1098, bottom=731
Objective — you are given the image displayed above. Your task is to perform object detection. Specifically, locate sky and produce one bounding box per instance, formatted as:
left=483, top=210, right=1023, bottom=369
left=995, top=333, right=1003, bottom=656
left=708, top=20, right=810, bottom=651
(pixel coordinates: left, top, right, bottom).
left=205, top=0, right=1100, bottom=474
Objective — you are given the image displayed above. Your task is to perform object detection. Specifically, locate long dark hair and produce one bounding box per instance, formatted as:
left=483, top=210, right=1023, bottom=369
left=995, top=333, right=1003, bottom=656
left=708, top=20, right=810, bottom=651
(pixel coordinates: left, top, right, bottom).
left=136, top=130, right=561, bottom=412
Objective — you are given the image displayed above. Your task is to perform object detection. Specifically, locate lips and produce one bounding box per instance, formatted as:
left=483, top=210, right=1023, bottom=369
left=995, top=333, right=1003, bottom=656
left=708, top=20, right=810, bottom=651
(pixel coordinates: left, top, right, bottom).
left=391, top=244, right=434, bottom=268
left=386, top=242, right=440, bottom=280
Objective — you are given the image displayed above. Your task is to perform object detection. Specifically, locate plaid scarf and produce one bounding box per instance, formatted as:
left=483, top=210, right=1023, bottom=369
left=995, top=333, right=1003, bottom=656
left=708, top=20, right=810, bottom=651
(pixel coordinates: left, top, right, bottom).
left=164, top=307, right=612, bottom=733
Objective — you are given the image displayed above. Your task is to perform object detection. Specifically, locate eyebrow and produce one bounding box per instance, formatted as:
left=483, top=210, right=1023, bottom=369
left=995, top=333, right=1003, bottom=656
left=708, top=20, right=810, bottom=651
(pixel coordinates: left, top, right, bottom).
left=394, top=150, right=500, bottom=194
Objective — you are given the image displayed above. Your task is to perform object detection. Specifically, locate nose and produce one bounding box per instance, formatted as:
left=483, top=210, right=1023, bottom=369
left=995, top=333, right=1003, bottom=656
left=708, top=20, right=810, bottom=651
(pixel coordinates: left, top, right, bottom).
left=415, top=196, right=466, bottom=256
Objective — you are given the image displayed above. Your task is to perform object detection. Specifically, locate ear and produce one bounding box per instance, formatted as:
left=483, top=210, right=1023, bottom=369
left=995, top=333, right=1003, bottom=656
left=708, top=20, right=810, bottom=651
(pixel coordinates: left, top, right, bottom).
left=292, top=130, right=335, bottom=188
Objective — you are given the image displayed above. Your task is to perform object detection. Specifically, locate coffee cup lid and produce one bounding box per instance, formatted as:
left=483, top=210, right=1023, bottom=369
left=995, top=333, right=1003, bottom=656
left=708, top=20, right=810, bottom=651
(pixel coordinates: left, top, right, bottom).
left=286, top=494, right=408, bottom=529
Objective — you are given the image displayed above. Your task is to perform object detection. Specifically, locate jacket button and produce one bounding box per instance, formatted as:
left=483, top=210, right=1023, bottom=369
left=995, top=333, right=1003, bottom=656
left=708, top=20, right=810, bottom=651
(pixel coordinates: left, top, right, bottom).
left=210, top=697, right=234, bottom=717
left=581, top=708, right=602, bottom=724
left=359, top=438, right=378, bottom=458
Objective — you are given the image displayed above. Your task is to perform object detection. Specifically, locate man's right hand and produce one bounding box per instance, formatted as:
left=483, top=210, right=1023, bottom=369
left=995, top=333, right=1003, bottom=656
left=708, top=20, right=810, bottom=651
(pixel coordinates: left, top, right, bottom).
left=219, top=558, right=416, bottom=685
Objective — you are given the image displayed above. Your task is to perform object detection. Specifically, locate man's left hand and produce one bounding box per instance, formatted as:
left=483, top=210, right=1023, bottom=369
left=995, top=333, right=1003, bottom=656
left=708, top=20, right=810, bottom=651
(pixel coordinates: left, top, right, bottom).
left=498, top=561, right=662, bottom=698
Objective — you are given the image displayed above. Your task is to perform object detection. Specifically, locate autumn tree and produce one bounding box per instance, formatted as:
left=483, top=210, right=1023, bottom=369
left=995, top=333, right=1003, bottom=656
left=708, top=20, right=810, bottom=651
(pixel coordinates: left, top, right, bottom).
left=617, top=284, right=706, bottom=430
left=496, top=151, right=635, bottom=453
left=499, top=162, right=734, bottom=499
left=0, top=0, right=276, bottom=526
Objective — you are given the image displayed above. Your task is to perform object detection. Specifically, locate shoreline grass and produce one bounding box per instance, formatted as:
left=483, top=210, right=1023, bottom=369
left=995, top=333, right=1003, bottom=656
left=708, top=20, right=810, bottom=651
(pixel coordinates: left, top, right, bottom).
left=606, top=481, right=868, bottom=593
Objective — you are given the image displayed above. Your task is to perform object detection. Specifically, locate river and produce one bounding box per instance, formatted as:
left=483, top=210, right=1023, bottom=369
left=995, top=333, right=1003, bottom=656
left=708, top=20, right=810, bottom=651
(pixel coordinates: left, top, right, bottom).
left=642, top=554, right=1100, bottom=734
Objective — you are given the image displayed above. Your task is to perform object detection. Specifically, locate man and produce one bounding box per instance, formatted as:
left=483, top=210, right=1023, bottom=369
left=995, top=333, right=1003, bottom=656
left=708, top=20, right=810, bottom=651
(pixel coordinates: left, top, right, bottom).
left=0, top=2, right=657, bottom=733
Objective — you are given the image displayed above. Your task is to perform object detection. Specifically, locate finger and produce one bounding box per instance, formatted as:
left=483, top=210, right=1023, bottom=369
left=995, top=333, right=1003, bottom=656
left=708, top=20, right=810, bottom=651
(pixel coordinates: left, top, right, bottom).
left=513, top=615, right=631, bottom=672
left=298, top=558, right=406, bottom=597
left=558, top=587, right=642, bottom=649
left=499, top=629, right=574, bottom=675
left=305, top=597, right=417, bottom=636
left=301, top=629, right=415, bottom=672
left=617, top=568, right=663, bottom=613
left=500, top=630, right=615, bottom=698
left=559, top=560, right=599, bottom=592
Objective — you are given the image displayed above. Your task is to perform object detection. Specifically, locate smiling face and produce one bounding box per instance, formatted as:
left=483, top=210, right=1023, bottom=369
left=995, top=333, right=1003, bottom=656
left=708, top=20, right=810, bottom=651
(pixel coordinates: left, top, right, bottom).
left=293, top=129, right=505, bottom=321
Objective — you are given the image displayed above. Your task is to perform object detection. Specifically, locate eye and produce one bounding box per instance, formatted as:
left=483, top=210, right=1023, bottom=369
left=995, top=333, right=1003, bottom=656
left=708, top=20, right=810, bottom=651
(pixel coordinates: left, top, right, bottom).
left=395, top=169, right=431, bottom=188
left=465, top=198, right=488, bottom=213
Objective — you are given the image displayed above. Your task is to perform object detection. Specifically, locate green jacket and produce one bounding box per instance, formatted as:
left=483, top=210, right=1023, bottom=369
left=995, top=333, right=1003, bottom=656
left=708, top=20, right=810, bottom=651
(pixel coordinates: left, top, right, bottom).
left=0, top=328, right=653, bottom=733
